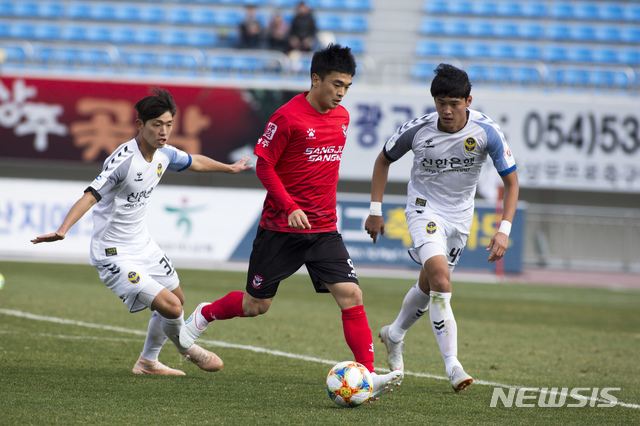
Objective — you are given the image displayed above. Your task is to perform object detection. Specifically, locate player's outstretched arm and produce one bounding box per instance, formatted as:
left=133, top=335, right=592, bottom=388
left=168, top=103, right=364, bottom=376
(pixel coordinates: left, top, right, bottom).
left=487, top=170, right=519, bottom=262
left=364, top=151, right=393, bottom=244
left=188, top=155, right=253, bottom=173
left=31, top=191, right=98, bottom=244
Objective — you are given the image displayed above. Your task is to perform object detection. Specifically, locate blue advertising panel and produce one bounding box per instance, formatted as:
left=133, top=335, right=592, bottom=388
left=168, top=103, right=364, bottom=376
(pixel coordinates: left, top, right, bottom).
left=230, top=196, right=525, bottom=273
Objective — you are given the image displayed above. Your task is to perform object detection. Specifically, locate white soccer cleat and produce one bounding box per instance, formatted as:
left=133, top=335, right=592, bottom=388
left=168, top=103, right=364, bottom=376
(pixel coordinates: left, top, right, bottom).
left=379, top=325, right=405, bottom=371
left=180, top=302, right=209, bottom=349
left=368, top=370, right=404, bottom=402
left=180, top=344, right=223, bottom=372
left=132, top=355, right=185, bottom=376
left=449, top=365, right=473, bottom=392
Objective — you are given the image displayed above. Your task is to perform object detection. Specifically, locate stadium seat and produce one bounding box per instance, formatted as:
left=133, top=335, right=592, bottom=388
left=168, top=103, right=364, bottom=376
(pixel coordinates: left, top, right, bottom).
left=441, top=41, right=466, bottom=58
left=554, top=69, right=590, bottom=86
left=9, top=21, right=36, bottom=39
left=424, top=1, right=448, bottom=15
left=473, top=1, right=497, bottom=16
left=136, top=28, right=163, bottom=44
left=496, top=1, right=522, bottom=17
left=513, top=66, right=543, bottom=84
left=574, top=2, right=599, bottom=20
left=521, top=1, right=546, bottom=18
left=39, top=1, right=64, bottom=19
left=550, top=2, right=575, bottom=19
left=469, top=21, right=494, bottom=37
left=90, top=3, right=117, bottom=21
left=448, top=1, right=472, bottom=15
left=492, top=43, right=517, bottom=59
left=516, top=44, right=542, bottom=61
left=572, top=25, right=597, bottom=42
left=544, top=45, right=569, bottom=62
left=619, top=49, right=640, bottom=65
left=625, top=5, right=640, bottom=21
left=0, top=20, right=9, bottom=37
left=114, top=4, right=142, bottom=22
left=13, top=1, right=39, bottom=17
left=420, top=20, right=445, bottom=36
left=125, top=52, right=159, bottom=68
left=623, top=27, right=640, bottom=43
left=160, top=53, right=199, bottom=71
left=467, top=43, right=491, bottom=59
left=335, top=36, right=365, bottom=54
left=494, top=23, right=518, bottom=38
left=34, top=23, right=61, bottom=40
left=518, top=22, right=543, bottom=39
left=547, top=24, right=571, bottom=40
left=68, top=3, right=92, bottom=20
left=595, top=26, right=622, bottom=42
left=568, top=47, right=593, bottom=63
left=168, top=7, right=194, bottom=24
left=0, top=1, right=13, bottom=16
left=410, top=63, right=431, bottom=81
left=599, top=4, right=624, bottom=21
left=589, top=70, right=629, bottom=87
left=85, top=26, right=113, bottom=43
left=188, top=30, right=218, bottom=47
left=415, top=41, right=441, bottom=57
left=593, top=48, right=619, bottom=64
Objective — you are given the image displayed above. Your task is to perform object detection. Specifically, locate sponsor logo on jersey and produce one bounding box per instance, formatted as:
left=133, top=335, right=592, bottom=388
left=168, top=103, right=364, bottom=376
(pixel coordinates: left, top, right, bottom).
left=505, top=148, right=512, bottom=158
left=342, top=124, right=348, bottom=138
left=304, top=145, right=344, bottom=162
left=264, top=122, right=277, bottom=140
left=105, top=247, right=118, bottom=256
left=134, top=172, right=143, bottom=182
left=306, top=128, right=316, bottom=139
left=464, top=137, right=477, bottom=153
left=128, top=271, right=141, bottom=284
left=426, top=221, right=437, bottom=235
left=252, top=274, right=263, bottom=289
left=415, top=198, right=426, bottom=207
left=424, top=139, right=435, bottom=148
left=157, top=163, right=163, bottom=178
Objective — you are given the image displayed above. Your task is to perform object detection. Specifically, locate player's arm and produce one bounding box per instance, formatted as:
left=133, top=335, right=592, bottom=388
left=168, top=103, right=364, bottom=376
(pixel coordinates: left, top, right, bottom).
left=188, top=154, right=253, bottom=173
left=31, top=191, right=98, bottom=244
left=487, top=170, right=519, bottom=262
left=255, top=156, right=310, bottom=230
left=364, top=151, right=393, bottom=244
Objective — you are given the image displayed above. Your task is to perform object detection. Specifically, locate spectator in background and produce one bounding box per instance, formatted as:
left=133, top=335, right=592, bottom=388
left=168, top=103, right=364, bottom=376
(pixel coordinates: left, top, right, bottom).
left=288, top=1, right=317, bottom=52
left=267, top=10, right=289, bottom=53
left=239, top=5, right=264, bottom=49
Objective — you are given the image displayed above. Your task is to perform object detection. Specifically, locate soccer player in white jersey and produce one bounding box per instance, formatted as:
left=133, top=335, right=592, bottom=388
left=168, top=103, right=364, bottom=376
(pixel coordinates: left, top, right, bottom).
left=31, top=88, right=252, bottom=375
left=364, top=64, right=519, bottom=392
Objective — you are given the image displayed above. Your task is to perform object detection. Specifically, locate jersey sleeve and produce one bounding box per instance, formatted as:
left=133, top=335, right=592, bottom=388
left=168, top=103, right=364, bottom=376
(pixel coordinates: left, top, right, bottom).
left=477, top=121, right=517, bottom=176
left=162, top=145, right=192, bottom=172
left=254, top=110, right=291, bottom=165
left=86, top=150, right=132, bottom=202
left=383, top=117, right=429, bottom=162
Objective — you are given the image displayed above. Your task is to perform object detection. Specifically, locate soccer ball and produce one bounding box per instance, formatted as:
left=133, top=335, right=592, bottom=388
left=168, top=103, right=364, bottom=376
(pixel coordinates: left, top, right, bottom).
left=0, top=273, right=4, bottom=290
left=326, top=361, right=373, bottom=407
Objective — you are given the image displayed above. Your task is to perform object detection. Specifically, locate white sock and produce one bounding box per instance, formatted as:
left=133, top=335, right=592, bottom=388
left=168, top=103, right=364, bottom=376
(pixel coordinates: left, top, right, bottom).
left=160, top=312, right=190, bottom=353
left=429, top=291, right=461, bottom=375
left=388, top=282, right=430, bottom=342
left=141, top=311, right=167, bottom=361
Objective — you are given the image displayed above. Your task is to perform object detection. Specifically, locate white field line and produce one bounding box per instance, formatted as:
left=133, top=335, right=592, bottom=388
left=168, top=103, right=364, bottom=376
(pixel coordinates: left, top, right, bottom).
left=1, top=308, right=639, bottom=410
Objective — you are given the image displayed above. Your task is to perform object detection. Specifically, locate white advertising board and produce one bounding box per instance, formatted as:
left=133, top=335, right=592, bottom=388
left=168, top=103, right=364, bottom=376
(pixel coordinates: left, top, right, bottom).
left=0, top=178, right=265, bottom=267
left=340, top=87, right=640, bottom=193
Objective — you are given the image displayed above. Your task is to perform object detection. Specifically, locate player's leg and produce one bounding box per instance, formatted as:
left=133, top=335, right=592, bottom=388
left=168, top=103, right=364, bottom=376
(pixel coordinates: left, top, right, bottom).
left=309, top=232, right=403, bottom=402
left=421, top=228, right=473, bottom=392
left=180, top=227, right=303, bottom=348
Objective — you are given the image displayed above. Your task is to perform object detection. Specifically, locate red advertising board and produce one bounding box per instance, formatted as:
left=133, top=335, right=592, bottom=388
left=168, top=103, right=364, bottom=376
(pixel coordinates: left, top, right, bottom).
left=0, top=76, right=266, bottom=164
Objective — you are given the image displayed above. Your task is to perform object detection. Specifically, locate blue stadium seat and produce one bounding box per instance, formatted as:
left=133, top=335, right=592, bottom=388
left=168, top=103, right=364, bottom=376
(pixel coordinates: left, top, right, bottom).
left=213, top=9, right=243, bottom=26
left=61, top=24, right=89, bottom=41
left=189, top=30, right=218, bottom=47
left=554, top=69, right=590, bottom=86
left=494, top=23, right=518, bottom=38
left=513, top=66, right=543, bottom=84
left=424, top=1, right=448, bottom=15
left=593, top=48, right=619, bottom=64
left=34, top=23, right=61, bottom=40
left=335, top=36, right=365, bottom=54
left=574, top=2, right=599, bottom=20
left=9, top=21, right=36, bottom=39
left=160, top=53, right=198, bottom=70
left=550, top=2, right=575, bottom=19
left=111, top=28, right=137, bottom=44
left=623, top=27, right=640, bottom=43
left=136, top=28, right=163, bottom=44
left=420, top=20, right=445, bottom=36
left=473, top=1, right=497, bottom=16
left=589, top=70, right=625, bottom=87
left=125, top=52, right=159, bottom=68
left=516, top=45, right=542, bottom=61
left=13, top=1, right=39, bottom=17
left=626, top=5, right=640, bottom=21
left=469, top=21, right=494, bottom=37
left=0, top=1, right=13, bottom=16
left=599, top=4, right=624, bottom=21
left=68, top=3, right=91, bottom=19
left=410, top=63, right=431, bottom=81
left=467, top=43, right=491, bottom=59
left=169, top=7, right=194, bottom=24
left=568, top=47, right=593, bottom=63
left=496, top=1, right=522, bottom=17
left=39, top=1, right=64, bottom=19
left=448, top=1, right=472, bottom=15
left=547, top=24, right=571, bottom=40
left=0, top=20, right=9, bottom=37
left=572, top=25, right=597, bottom=41
left=544, top=46, right=569, bottom=62
left=492, top=43, right=517, bottom=59
left=415, top=41, right=441, bottom=57
left=139, top=6, right=165, bottom=22
left=521, top=1, right=546, bottom=18
left=596, top=26, right=622, bottom=42
left=619, top=49, right=640, bottom=65
left=165, top=29, right=189, bottom=46
left=441, top=41, right=466, bottom=58
left=114, top=4, right=142, bottom=22
left=518, top=22, right=544, bottom=39
left=90, top=3, right=117, bottom=21
left=85, top=26, right=113, bottom=43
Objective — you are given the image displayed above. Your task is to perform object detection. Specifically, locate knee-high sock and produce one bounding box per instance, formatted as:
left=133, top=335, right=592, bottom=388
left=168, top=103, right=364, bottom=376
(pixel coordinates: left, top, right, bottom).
left=141, top=311, right=168, bottom=361
left=429, top=291, right=461, bottom=374
left=201, top=291, right=245, bottom=322
left=388, top=282, right=430, bottom=343
left=160, top=312, right=190, bottom=353
left=342, top=305, right=375, bottom=373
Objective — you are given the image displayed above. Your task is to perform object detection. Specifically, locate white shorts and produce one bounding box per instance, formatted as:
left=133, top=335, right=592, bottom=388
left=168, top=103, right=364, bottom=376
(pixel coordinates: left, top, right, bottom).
left=95, top=240, right=179, bottom=313
left=405, top=209, right=471, bottom=272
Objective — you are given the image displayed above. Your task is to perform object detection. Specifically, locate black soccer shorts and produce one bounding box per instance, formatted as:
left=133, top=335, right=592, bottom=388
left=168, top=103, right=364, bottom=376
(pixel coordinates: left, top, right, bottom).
left=245, top=227, right=359, bottom=299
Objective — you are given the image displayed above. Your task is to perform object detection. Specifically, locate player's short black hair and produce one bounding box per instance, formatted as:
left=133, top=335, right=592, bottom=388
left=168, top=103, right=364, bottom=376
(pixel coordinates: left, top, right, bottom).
left=134, top=88, right=177, bottom=123
left=310, top=43, right=356, bottom=80
left=430, top=63, right=472, bottom=99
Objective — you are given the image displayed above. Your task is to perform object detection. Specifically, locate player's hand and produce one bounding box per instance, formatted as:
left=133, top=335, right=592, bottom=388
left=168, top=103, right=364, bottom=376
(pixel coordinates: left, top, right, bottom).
left=288, top=209, right=311, bottom=230
left=31, top=232, right=65, bottom=244
left=364, top=215, right=385, bottom=244
left=486, top=231, right=509, bottom=262
left=227, top=157, right=253, bottom=173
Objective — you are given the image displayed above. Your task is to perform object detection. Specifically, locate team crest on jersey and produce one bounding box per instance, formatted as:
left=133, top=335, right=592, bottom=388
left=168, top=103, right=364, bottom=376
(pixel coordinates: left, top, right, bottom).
left=426, top=221, right=437, bottom=235
left=157, top=163, right=163, bottom=178
left=128, top=271, right=141, bottom=284
left=252, top=274, right=263, bottom=289
left=342, top=124, right=348, bottom=138
left=464, top=137, right=477, bottom=153
left=306, top=128, right=316, bottom=139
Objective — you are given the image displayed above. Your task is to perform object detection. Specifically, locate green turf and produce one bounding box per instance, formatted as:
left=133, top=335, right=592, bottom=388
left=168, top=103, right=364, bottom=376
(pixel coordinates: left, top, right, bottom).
left=0, top=261, right=638, bottom=425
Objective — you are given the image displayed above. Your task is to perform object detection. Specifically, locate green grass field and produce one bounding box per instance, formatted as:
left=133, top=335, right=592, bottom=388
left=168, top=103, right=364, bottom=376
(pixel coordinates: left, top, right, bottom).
left=1, top=260, right=639, bottom=425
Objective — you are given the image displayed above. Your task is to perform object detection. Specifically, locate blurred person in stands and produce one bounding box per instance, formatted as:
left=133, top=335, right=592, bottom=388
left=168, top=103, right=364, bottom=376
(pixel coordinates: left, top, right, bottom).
left=239, top=5, right=264, bottom=49
left=267, top=9, right=289, bottom=53
left=180, top=44, right=404, bottom=403
left=31, top=88, right=252, bottom=376
left=288, top=1, right=317, bottom=52
left=364, top=64, right=519, bottom=393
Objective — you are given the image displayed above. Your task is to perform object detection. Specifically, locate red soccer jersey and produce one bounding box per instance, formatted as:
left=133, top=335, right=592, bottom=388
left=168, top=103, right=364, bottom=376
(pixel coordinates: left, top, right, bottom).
left=254, top=92, right=349, bottom=232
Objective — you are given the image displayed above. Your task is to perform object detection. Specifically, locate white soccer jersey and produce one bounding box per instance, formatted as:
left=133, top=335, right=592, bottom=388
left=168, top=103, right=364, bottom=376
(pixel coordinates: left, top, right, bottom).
left=384, top=108, right=516, bottom=221
left=86, top=138, right=192, bottom=266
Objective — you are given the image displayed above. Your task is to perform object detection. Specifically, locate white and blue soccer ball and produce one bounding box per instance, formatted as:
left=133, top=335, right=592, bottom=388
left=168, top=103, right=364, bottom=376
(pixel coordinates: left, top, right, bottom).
left=326, top=361, right=373, bottom=407
left=0, top=273, right=4, bottom=290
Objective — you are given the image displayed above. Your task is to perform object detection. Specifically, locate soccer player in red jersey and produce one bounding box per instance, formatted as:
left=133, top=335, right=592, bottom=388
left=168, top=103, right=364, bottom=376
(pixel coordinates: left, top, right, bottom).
left=181, top=44, right=403, bottom=402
